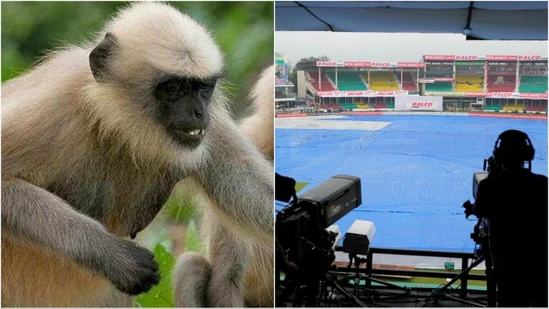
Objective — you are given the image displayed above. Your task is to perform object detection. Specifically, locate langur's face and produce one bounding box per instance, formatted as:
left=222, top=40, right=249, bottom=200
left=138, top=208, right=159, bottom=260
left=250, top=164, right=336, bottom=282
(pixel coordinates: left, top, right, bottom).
left=151, top=75, right=218, bottom=148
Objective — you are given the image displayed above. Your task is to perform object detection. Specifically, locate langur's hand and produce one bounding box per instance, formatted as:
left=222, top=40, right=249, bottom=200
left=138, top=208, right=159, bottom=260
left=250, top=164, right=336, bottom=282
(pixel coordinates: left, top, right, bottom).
left=101, top=237, right=160, bottom=295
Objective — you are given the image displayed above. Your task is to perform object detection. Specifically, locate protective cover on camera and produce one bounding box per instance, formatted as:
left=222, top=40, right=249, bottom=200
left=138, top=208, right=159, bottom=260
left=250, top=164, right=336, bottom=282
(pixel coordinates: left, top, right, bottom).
left=473, top=172, right=488, bottom=198
left=342, top=220, right=376, bottom=255
left=299, top=175, right=362, bottom=228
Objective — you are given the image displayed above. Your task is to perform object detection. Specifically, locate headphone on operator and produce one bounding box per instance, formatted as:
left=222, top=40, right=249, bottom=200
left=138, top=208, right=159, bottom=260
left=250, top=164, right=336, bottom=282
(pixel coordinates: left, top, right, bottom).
left=492, top=129, right=535, bottom=169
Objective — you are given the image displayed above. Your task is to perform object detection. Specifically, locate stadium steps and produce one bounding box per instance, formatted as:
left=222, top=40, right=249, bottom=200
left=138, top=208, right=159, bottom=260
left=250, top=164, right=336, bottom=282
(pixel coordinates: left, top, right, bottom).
left=519, top=76, right=548, bottom=93
left=401, top=72, right=418, bottom=91
left=307, top=71, right=337, bottom=91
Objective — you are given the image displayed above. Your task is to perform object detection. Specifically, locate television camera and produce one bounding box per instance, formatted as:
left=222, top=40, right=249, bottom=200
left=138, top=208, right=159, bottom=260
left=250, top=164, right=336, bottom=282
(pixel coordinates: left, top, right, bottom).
left=275, top=174, right=362, bottom=306
left=464, top=156, right=501, bottom=246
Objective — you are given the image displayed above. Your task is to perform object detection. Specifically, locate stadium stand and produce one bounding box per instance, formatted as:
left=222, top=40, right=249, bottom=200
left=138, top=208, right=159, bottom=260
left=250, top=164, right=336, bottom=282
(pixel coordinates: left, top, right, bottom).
left=455, top=75, right=483, bottom=92
left=368, top=71, right=399, bottom=90
left=425, top=83, right=453, bottom=92
left=325, top=71, right=368, bottom=91
left=487, top=76, right=516, bottom=92
left=519, top=76, right=548, bottom=93
left=307, top=71, right=337, bottom=91
left=356, top=103, right=370, bottom=109
left=401, top=72, right=418, bottom=91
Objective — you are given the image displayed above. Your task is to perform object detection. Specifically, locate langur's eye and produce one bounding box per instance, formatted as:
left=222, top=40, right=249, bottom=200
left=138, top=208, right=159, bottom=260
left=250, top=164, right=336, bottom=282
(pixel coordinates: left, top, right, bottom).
left=198, top=79, right=216, bottom=99
left=158, top=78, right=190, bottom=101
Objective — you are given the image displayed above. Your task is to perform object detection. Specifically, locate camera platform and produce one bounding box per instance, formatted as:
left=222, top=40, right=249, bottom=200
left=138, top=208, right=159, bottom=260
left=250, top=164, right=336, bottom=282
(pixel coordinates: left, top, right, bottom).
left=276, top=247, right=495, bottom=307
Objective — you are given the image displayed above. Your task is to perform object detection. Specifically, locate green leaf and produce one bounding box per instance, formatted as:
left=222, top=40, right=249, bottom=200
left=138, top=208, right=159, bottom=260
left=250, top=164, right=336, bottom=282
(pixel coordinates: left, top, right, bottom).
left=135, top=244, right=176, bottom=307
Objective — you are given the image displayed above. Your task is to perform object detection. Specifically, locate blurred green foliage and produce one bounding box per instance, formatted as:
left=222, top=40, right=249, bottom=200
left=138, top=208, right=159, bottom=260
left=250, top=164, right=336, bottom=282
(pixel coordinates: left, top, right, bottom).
left=135, top=244, right=176, bottom=307
left=1, top=1, right=274, bottom=116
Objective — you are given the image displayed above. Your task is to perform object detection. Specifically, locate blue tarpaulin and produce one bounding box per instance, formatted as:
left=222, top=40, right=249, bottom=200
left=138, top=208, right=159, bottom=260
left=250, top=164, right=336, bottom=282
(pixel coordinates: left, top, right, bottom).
left=275, top=115, right=548, bottom=253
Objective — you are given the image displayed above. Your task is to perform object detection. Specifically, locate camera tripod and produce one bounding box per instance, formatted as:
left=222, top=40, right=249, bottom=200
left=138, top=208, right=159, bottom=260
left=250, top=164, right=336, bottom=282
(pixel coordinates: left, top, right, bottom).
left=342, top=252, right=411, bottom=301
left=426, top=251, right=496, bottom=307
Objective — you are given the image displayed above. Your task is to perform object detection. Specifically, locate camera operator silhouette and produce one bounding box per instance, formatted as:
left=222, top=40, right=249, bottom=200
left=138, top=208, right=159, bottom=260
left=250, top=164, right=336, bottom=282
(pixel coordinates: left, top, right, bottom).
left=275, top=173, right=300, bottom=307
left=464, top=129, right=548, bottom=307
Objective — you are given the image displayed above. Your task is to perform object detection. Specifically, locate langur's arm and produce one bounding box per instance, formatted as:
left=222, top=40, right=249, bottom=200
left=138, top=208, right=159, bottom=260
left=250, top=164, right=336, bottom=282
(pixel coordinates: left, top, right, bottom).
left=195, top=114, right=274, bottom=248
left=1, top=178, right=159, bottom=295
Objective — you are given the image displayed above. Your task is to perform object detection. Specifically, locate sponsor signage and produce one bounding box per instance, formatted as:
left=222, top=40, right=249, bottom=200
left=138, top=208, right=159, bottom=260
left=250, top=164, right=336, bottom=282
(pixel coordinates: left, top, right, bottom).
left=395, top=96, right=443, bottom=111
left=411, top=102, right=433, bottom=108
left=465, top=92, right=514, bottom=98
left=522, top=71, right=547, bottom=76
left=454, top=55, right=479, bottom=61
left=276, top=113, right=308, bottom=118
left=418, top=79, right=435, bottom=83
left=316, top=90, right=410, bottom=97
left=469, top=113, right=547, bottom=120
left=518, top=55, right=542, bottom=61
left=352, top=111, right=383, bottom=115
left=397, top=62, right=425, bottom=68
left=519, top=93, right=548, bottom=99
left=343, top=61, right=371, bottom=67
left=424, top=55, right=455, bottom=61
left=370, top=62, right=396, bottom=68
left=456, top=71, right=484, bottom=75
left=434, top=78, right=454, bottom=82
left=486, top=55, right=518, bottom=61
left=316, top=61, right=343, bottom=67
left=464, top=92, right=547, bottom=99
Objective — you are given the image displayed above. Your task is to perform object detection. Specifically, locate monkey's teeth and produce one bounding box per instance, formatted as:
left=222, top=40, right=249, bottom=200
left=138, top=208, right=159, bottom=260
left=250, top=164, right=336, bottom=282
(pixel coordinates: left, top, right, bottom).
left=188, top=129, right=201, bottom=136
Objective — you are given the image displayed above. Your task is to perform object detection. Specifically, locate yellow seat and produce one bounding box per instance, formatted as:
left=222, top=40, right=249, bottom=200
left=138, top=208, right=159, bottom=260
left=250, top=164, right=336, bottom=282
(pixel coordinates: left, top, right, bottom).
left=502, top=105, right=524, bottom=111
left=366, top=71, right=399, bottom=90
left=455, top=75, right=483, bottom=92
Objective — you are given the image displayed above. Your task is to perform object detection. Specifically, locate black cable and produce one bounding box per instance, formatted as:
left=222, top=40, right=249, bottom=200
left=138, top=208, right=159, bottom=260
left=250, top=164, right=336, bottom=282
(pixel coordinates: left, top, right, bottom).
left=294, top=1, right=335, bottom=32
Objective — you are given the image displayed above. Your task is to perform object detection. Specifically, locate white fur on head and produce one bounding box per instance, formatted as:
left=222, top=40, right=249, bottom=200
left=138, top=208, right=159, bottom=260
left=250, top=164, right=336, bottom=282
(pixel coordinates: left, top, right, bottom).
left=82, top=2, right=226, bottom=171
left=105, top=2, right=224, bottom=80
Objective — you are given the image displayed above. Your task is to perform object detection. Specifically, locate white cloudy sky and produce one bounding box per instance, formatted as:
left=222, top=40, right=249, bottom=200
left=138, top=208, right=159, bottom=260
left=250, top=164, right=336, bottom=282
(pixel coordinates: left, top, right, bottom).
left=276, top=32, right=548, bottom=65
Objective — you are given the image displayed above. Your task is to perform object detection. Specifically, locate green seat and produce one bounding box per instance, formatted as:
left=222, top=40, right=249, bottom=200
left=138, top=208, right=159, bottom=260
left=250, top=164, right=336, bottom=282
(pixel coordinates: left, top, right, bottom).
left=339, top=103, right=358, bottom=109
left=519, top=76, right=548, bottom=93
left=425, top=83, right=452, bottom=92
left=326, top=71, right=368, bottom=91
left=484, top=105, right=500, bottom=111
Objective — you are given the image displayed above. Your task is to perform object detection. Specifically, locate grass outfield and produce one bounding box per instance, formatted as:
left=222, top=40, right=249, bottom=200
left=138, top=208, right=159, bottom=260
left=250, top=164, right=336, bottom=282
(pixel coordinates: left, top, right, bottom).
left=295, top=181, right=310, bottom=193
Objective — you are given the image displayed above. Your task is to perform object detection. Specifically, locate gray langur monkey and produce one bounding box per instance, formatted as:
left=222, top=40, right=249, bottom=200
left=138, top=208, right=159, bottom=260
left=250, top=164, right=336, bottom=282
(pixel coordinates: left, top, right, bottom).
left=1, top=2, right=273, bottom=307
left=173, top=65, right=274, bottom=307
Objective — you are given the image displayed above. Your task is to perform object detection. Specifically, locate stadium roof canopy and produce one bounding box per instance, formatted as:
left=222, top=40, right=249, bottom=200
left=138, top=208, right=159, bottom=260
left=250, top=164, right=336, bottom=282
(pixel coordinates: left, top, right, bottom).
left=275, top=1, right=548, bottom=40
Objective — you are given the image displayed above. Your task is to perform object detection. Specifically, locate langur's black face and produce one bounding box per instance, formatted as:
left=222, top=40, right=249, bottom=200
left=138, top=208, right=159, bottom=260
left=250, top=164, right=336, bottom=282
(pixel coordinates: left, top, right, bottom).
left=152, top=75, right=217, bottom=148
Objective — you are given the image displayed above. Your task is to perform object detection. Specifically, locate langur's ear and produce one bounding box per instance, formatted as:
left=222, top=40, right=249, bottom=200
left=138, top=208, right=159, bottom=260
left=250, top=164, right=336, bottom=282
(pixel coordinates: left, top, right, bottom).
left=89, top=32, right=118, bottom=83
